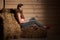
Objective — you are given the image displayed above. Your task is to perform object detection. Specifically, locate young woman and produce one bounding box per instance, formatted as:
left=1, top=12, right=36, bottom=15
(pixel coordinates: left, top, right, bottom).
left=16, top=3, right=46, bottom=28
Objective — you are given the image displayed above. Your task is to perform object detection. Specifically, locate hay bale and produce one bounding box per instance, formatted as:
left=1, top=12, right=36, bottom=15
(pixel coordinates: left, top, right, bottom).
left=21, top=27, right=47, bottom=38
left=0, top=9, right=21, bottom=39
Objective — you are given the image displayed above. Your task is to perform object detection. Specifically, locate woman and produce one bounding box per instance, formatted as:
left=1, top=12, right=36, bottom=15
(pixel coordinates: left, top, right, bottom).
left=16, top=3, right=46, bottom=28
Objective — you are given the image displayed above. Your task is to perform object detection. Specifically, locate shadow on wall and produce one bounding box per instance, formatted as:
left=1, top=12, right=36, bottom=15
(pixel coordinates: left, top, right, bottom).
left=0, top=16, right=3, bottom=40
left=10, top=9, right=19, bottom=24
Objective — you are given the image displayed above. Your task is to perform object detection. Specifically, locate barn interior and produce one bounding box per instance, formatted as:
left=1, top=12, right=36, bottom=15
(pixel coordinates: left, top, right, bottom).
left=0, top=0, right=60, bottom=40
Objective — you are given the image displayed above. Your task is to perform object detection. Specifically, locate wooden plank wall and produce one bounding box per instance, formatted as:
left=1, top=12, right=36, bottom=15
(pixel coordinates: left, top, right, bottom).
left=44, top=0, right=60, bottom=39
left=4, top=0, right=45, bottom=23
left=0, top=0, right=60, bottom=39
left=0, top=0, right=59, bottom=27
left=0, top=0, right=3, bottom=9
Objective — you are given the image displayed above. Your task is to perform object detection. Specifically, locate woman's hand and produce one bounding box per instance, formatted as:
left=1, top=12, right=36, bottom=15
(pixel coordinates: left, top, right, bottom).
left=21, top=19, right=25, bottom=21
left=21, top=19, right=25, bottom=23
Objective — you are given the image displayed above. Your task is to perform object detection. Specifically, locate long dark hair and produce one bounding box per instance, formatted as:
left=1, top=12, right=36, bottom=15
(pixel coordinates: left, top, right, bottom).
left=17, top=3, right=25, bottom=19
left=17, top=3, right=23, bottom=9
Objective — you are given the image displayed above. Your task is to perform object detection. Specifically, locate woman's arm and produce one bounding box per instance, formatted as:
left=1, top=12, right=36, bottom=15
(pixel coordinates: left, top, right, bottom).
left=17, top=12, right=25, bottom=23
left=17, top=12, right=21, bottom=23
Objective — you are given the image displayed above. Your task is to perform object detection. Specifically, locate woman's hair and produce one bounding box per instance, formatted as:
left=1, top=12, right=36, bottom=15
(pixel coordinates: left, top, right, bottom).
left=17, top=3, right=23, bottom=9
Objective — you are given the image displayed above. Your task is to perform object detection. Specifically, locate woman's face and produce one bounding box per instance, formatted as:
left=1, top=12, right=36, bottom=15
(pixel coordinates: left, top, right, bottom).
left=19, top=6, right=23, bottom=10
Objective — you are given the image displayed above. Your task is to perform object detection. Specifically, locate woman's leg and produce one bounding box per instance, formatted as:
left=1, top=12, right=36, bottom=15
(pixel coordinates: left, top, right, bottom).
left=29, top=19, right=45, bottom=27
left=20, top=17, right=45, bottom=28
left=20, top=22, right=32, bottom=28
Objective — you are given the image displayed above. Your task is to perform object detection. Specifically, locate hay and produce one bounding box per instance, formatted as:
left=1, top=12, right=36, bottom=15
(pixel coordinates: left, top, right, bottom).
left=0, top=10, right=22, bottom=39
left=21, top=27, right=47, bottom=38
